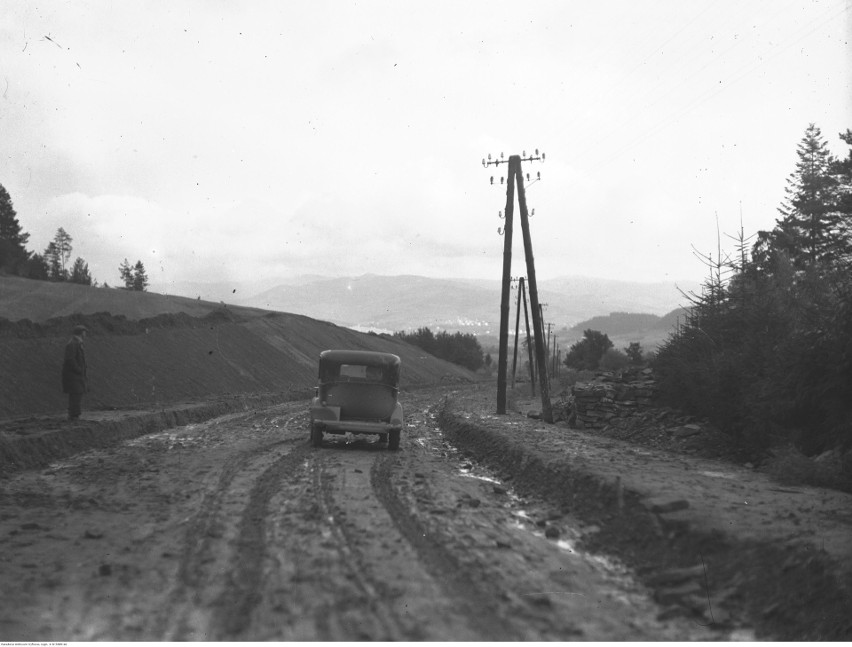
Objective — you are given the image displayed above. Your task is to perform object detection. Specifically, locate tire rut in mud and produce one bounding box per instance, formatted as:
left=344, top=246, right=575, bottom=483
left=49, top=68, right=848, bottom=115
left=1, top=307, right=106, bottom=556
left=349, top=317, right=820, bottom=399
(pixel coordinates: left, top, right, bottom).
left=369, top=453, right=523, bottom=641
left=171, top=434, right=411, bottom=640
left=254, top=446, right=414, bottom=641
left=162, top=435, right=304, bottom=640
left=312, top=452, right=407, bottom=641
left=211, top=443, right=313, bottom=638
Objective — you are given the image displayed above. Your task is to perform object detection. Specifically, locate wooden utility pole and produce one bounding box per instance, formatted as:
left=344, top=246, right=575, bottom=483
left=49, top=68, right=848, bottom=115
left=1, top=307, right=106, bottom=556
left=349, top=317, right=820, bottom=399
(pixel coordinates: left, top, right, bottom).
left=495, top=162, right=516, bottom=415
left=539, top=305, right=550, bottom=391
left=516, top=162, right=553, bottom=423
left=483, top=150, right=549, bottom=420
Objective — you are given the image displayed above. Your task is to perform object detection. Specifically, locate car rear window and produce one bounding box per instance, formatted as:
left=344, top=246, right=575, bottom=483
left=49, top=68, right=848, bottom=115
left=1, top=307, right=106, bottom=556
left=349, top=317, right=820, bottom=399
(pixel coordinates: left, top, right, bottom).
left=339, top=364, right=367, bottom=379
left=337, top=364, right=385, bottom=381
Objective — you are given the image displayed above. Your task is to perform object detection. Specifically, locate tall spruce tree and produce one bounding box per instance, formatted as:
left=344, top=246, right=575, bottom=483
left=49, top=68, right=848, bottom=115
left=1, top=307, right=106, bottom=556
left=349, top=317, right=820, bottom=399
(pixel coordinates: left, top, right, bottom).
left=829, top=129, right=852, bottom=266
left=0, top=183, right=30, bottom=273
left=758, top=124, right=846, bottom=271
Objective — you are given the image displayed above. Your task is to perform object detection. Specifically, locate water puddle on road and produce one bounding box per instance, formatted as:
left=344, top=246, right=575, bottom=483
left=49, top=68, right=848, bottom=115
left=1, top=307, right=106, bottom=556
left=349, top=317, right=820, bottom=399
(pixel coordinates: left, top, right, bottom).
left=699, top=470, right=736, bottom=479
left=507, top=512, right=624, bottom=572
left=434, top=429, right=754, bottom=641
left=459, top=471, right=501, bottom=485
left=445, top=436, right=634, bottom=584
left=126, top=428, right=206, bottom=450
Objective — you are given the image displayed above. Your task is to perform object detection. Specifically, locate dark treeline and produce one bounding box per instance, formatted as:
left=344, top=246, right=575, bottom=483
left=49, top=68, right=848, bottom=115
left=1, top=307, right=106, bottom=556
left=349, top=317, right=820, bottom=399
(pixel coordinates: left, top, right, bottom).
left=394, top=327, right=484, bottom=372
left=654, top=124, right=852, bottom=462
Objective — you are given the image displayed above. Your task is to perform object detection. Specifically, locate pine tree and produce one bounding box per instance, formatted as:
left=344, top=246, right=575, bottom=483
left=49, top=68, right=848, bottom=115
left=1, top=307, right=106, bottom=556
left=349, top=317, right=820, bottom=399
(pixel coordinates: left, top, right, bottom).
left=25, top=253, right=50, bottom=280
left=829, top=129, right=852, bottom=267
left=52, top=228, right=73, bottom=278
left=132, top=260, right=149, bottom=291
left=0, top=183, right=30, bottom=273
left=70, top=257, right=93, bottom=285
left=772, top=124, right=843, bottom=269
left=43, top=241, right=64, bottom=281
left=119, top=258, right=133, bottom=289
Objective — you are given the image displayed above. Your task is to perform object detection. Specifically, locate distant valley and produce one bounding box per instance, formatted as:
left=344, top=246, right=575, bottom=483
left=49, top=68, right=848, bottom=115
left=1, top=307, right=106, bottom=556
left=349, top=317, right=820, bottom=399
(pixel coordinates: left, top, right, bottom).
left=151, top=273, right=698, bottom=348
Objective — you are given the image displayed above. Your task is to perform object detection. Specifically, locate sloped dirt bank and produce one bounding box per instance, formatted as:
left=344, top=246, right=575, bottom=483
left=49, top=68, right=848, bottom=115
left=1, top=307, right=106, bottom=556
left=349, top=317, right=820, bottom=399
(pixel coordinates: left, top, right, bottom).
left=437, top=387, right=852, bottom=641
left=0, top=393, right=291, bottom=474
left=0, top=309, right=474, bottom=419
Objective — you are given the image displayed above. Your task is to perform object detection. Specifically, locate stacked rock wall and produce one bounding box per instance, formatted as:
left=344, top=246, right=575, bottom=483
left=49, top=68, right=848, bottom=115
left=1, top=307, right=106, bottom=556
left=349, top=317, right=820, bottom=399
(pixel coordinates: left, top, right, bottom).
left=571, top=368, right=657, bottom=429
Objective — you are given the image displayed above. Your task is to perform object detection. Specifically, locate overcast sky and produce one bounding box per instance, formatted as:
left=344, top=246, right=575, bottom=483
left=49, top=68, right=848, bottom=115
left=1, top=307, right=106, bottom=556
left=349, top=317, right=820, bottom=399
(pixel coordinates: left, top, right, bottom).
left=1, top=1, right=850, bottom=292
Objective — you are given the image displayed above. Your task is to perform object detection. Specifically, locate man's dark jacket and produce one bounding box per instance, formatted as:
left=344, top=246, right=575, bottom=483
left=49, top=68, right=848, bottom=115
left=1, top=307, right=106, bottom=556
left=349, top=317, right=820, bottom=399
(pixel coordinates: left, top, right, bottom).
left=62, top=335, right=88, bottom=394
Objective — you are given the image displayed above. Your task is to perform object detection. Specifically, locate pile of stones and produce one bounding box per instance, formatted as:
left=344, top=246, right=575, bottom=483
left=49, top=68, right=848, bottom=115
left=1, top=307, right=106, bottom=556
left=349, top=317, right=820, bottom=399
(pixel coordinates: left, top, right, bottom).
left=569, top=367, right=657, bottom=430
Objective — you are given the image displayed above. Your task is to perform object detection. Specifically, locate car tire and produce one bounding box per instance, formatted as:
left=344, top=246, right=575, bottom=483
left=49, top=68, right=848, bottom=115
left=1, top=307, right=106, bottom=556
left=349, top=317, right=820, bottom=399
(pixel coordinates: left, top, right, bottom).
left=310, top=422, right=323, bottom=447
left=388, top=429, right=400, bottom=450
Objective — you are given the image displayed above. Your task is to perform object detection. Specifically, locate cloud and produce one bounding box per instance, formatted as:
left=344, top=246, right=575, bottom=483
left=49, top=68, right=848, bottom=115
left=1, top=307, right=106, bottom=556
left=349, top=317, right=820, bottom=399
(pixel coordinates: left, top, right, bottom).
left=2, top=1, right=849, bottom=291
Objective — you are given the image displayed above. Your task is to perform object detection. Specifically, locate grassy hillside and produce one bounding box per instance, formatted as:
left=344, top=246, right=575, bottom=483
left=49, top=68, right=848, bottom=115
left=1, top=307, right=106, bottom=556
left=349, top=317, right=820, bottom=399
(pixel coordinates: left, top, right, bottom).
left=0, top=276, right=476, bottom=419
left=0, top=275, right=269, bottom=322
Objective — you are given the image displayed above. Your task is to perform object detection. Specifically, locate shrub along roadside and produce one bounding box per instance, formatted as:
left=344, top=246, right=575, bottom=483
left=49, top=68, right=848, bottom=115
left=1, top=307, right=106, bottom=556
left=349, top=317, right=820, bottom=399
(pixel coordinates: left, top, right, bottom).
left=654, top=261, right=852, bottom=484
left=653, top=125, right=852, bottom=483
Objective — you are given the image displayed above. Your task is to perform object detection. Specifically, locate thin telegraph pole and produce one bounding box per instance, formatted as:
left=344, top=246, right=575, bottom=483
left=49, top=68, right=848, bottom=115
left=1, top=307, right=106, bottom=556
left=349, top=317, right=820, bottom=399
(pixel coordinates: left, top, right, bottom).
left=552, top=337, right=558, bottom=377
left=511, top=277, right=522, bottom=389
left=539, top=303, right=550, bottom=392
left=521, top=277, right=536, bottom=396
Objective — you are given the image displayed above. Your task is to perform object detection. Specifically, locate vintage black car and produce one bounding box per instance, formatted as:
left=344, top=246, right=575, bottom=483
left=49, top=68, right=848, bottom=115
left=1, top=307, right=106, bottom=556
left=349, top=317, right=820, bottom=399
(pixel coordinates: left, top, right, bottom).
left=309, top=350, right=404, bottom=449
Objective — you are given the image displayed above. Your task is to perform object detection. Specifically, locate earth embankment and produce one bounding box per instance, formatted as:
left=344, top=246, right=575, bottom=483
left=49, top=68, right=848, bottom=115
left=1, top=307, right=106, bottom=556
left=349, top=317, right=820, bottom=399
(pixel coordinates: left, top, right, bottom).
left=0, top=308, right=474, bottom=420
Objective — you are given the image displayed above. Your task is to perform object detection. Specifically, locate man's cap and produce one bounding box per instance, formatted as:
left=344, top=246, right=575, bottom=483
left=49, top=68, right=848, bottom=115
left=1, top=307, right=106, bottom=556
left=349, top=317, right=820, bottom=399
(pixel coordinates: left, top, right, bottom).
left=72, top=324, right=88, bottom=334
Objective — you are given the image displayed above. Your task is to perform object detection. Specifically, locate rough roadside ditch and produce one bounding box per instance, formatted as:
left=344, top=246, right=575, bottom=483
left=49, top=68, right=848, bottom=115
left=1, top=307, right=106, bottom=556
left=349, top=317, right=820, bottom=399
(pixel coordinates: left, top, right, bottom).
left=436, top=396, right=852, bottom=641
left=0, top=393, right=295, bottom=474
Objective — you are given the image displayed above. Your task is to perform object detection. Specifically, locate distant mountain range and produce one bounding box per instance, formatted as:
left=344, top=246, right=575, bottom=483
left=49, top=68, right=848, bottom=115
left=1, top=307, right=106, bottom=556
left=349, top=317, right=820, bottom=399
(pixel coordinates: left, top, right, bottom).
left=152, top=273, right=699, bottom=337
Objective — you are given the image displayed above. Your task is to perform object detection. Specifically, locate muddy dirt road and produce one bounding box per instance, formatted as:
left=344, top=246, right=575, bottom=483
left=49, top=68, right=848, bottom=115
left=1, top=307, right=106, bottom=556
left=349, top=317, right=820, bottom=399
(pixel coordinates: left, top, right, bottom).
left=0, top=388, right=736, bottom=641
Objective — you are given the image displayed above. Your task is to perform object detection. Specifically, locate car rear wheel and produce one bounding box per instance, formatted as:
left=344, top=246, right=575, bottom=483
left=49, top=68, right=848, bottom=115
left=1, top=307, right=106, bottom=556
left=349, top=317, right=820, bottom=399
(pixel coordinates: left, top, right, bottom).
left=387, top=429, right=400, bottom=450
left=310, top=422, right=323, bottom=447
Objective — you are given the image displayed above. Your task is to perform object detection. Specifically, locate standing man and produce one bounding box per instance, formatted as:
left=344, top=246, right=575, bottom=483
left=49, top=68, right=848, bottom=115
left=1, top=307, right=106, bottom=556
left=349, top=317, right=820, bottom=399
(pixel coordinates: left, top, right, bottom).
left=62, top=324, right=88, bottom=420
